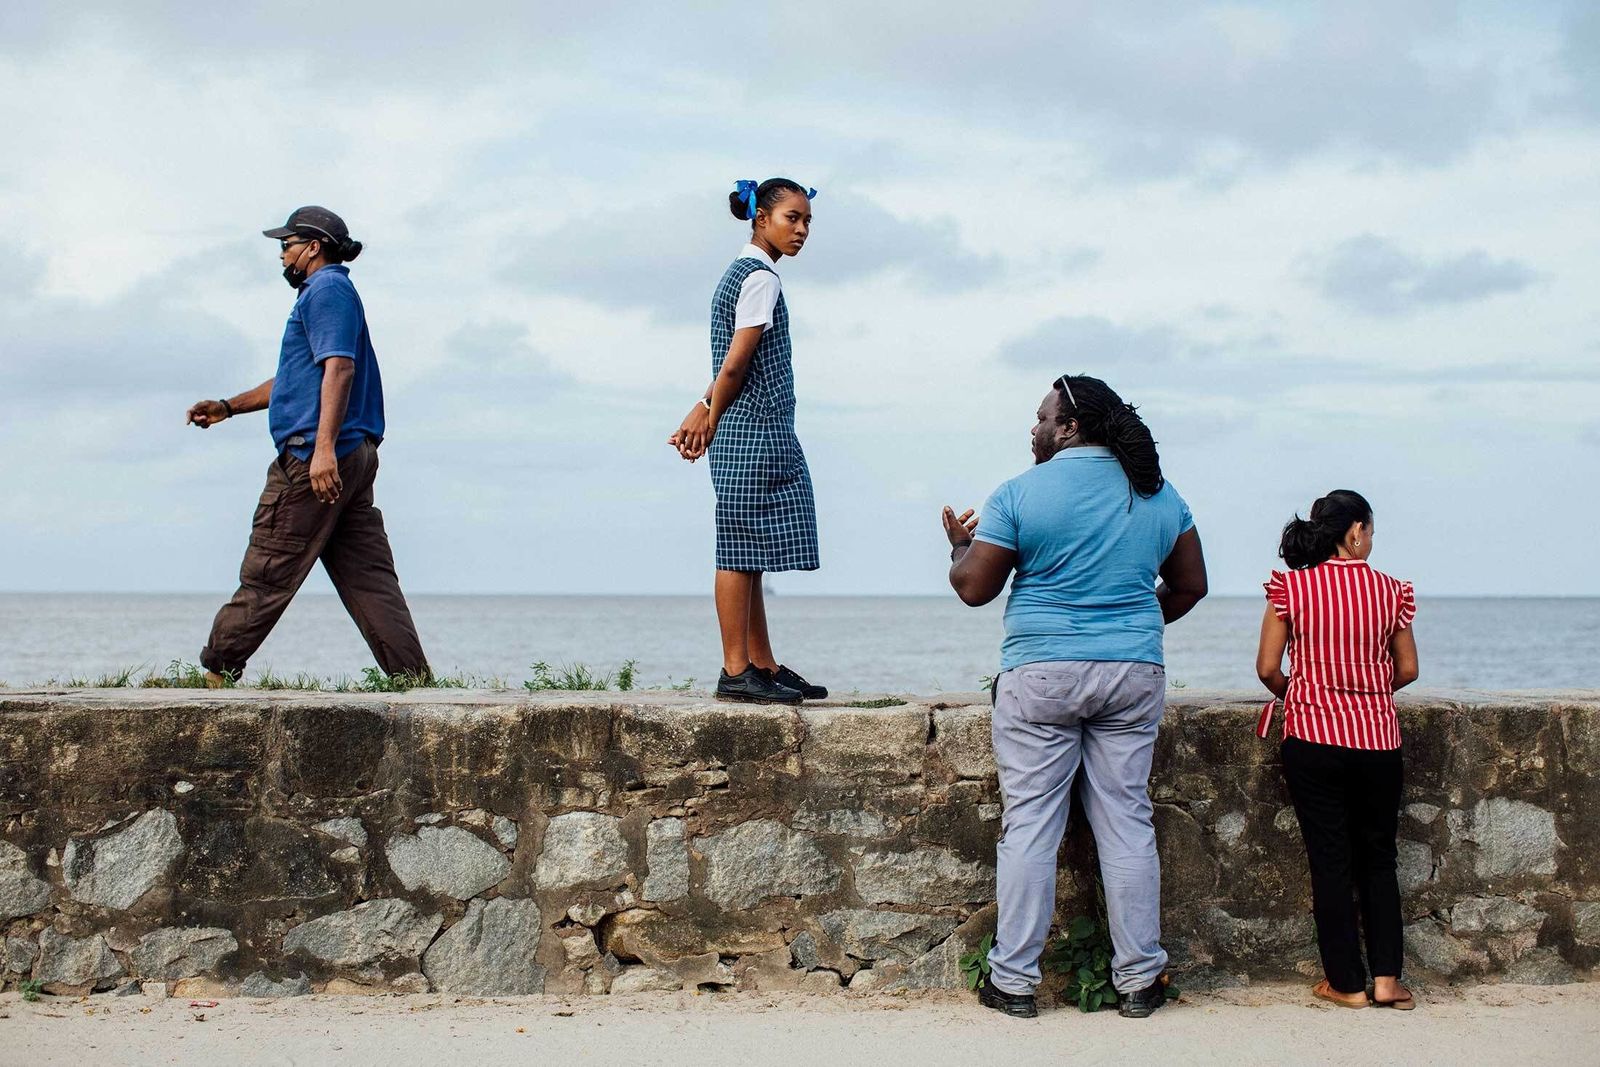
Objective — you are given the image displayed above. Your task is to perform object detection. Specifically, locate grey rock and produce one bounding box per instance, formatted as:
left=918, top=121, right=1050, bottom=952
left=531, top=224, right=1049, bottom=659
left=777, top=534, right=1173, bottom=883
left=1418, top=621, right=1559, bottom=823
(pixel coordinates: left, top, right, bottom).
left=130, top=927, right=239, bottom=980
left=854, top=847, right=995, bottom=906
left=313, top=817, right=368, bottom=848
left=421, top=898, right=545, bottom=995
left=330, top=846, right=362, bottom=864
left=977, top=804, right=1002, bottom=823
left=1502, top=946, right=1577, bottom=985
left=0, top=841, right=29, bottom=876
left=386, top=826, right=510, bottom=899
left=888, top=934, right=966, bottom=990
left=568, top=902, right=608, bottom=927
left=643, top=818, right=689, bottom=902
left=610, top=966, right=683, bottom=993
left=1397, top=839, right=1433, bottom=895
left=0, top=859, right=52, bottom=922
left=1450, top=896, right=1544, bottom=935
left=817, top=909, right=959, bottom=964
left=801, top=706, right=927, bottom=778
left=492, top=816, right=519, bottom=850
left=5, top=935, right=39, bottom=974
left=1273, top=806, right=1299, bottom=834
left=113, top=979, right=143, bottom=996
left=699, top=820, right=841, bottom=910
left=534, top=812, right=629, bottom=892
left=241, top=972, right=312, bottom=997
left=931, top=706, right=997, bottom=779
left=792, top=808, right=895, bottom=838
left=1405, top=802, right=1441, bottom=825
left=1202, top=907, right=1316, bottom=958
left=789, top=932, right=820, bottom=971
left=1405, top=920, right=1488, bottom=976
left=1214, top=812, right=1247, bottom=848
left=414, top=812, right=447, bottom=825
left=283, top=899, right=441, bottom=967
left=848, top=966, right=897, bottom=990
left=1572, top=901, right=1600, bottom=946
left=1456, top=798, right=1559, bottom=879
left=34, top=929, right=123, bottom=990
left=62, top=809, right=184, bottom=910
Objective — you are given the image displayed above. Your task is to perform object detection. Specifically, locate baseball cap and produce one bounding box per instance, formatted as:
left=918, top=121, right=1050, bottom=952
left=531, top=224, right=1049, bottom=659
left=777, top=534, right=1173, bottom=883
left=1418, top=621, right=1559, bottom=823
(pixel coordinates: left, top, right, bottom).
left=263, top=206, right=350, bottom=243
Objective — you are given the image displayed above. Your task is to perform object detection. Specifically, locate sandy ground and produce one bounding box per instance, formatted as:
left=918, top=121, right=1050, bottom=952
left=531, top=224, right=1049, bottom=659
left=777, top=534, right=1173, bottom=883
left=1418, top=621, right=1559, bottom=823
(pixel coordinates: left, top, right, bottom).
left=2, top=982, right=1597, bottom=1067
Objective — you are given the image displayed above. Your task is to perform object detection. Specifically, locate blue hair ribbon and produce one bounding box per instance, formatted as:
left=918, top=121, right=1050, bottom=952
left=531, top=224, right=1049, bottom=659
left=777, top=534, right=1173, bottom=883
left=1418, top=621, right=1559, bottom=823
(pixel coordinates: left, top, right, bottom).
left=734, top=179, right=759, bottom=221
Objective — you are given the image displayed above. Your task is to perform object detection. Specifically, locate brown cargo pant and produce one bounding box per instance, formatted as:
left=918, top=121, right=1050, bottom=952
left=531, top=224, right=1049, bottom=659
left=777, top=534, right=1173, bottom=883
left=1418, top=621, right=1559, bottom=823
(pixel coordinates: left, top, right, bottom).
left=201, top=439, right=429, bottom=680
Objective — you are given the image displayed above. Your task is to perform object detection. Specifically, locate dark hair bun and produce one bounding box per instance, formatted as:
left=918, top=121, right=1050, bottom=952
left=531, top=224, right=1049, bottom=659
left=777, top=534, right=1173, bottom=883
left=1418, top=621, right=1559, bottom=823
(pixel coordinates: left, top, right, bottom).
left=341, top=238, right=363, bottom=261
left=1278, top=489, right=1374, bottom=569
left=728, top=192, right=749, bottom=220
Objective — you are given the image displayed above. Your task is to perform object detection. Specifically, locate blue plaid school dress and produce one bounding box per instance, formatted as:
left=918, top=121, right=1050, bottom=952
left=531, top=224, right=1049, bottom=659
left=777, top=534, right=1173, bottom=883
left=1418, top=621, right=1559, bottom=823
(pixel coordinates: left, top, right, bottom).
left=707, top=257, right=820, bottom=573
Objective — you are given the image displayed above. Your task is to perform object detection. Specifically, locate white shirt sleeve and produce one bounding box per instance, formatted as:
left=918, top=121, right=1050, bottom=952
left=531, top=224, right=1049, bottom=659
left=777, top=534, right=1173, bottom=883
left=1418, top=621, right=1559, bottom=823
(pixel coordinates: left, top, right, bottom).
left=733, top=269, right=781, bottom=331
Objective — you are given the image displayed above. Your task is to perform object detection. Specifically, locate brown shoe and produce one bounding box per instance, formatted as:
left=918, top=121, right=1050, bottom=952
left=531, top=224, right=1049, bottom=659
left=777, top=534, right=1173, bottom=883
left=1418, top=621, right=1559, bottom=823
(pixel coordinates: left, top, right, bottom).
left=203, top=671, right=229, bottom=690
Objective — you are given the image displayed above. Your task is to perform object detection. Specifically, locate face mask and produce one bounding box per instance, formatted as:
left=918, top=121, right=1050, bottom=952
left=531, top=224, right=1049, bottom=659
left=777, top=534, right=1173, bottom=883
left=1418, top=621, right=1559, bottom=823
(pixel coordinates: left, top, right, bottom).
left=282, top=264, right=307, bottom=290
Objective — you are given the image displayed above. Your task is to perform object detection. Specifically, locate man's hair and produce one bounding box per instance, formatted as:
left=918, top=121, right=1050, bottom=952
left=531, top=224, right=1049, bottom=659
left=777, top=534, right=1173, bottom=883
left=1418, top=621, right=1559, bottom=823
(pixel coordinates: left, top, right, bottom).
left=1054, top=374, right=1165, bottom=499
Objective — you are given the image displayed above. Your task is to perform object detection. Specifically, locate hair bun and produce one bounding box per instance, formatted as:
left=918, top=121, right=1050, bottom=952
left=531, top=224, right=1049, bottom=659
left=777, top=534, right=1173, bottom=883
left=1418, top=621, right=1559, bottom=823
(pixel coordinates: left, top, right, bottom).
left=341, top=238, right=363, bottom=261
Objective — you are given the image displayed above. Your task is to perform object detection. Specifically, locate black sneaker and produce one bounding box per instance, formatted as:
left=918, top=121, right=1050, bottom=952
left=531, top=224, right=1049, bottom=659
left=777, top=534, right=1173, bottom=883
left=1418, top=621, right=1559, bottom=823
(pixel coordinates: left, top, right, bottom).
left=1117, top=975, right=1171, bottom=1018
left=772, top=665, right=828, bottom=700
left=716, top=665, right=803, bottom=705
left=978, top=981, right=1038, bottom=1019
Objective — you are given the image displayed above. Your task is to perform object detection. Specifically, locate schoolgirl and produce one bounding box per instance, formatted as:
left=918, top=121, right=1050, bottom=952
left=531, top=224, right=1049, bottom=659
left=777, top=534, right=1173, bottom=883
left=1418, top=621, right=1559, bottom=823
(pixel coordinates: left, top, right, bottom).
left=669, top=179, right=825, bottom=704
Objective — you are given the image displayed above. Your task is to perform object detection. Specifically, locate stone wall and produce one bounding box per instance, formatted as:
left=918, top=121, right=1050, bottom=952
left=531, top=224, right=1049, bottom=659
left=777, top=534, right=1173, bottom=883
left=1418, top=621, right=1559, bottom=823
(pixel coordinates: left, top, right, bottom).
left=1, top=689, right=1596, bottom=997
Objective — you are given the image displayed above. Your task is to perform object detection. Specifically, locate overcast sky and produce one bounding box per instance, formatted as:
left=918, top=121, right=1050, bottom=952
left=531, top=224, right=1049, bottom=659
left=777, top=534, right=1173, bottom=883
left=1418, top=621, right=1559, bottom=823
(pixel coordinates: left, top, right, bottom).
left=2, top=1, right=1596, bottom=597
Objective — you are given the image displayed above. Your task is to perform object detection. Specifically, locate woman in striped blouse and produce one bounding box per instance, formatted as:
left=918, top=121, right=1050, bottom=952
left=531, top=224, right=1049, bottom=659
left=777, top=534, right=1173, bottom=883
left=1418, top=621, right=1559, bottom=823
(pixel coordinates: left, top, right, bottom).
left=1255, top=489, right=1420, bottom=1010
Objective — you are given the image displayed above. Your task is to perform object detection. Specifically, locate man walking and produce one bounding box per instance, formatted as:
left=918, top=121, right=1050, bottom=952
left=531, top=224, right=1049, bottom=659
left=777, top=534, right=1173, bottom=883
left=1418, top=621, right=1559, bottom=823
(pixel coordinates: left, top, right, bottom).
left=186, top=206, right=429, bottom=686
left=941, top=374, right=1207, bottom=1019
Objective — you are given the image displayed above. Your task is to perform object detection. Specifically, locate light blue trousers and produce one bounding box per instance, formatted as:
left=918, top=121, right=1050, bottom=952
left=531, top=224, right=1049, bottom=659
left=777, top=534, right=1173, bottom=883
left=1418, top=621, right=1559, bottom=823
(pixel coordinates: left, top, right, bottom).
left=986, top=660, right=1168, bottom=996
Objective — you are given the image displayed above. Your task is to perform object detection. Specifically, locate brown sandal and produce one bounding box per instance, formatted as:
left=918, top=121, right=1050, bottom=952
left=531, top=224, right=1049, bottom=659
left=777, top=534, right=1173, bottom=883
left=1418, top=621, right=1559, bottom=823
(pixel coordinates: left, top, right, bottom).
left=1312, top=979, right=1368, bottom=1009
left=1372, top=989, right=1416, bottom=1010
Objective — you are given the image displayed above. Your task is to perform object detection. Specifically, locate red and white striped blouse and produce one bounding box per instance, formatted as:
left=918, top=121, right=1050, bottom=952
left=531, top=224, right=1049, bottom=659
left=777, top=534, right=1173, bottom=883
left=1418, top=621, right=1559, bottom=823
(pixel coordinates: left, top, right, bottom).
left=1258, top=557, right=1416, bottom=750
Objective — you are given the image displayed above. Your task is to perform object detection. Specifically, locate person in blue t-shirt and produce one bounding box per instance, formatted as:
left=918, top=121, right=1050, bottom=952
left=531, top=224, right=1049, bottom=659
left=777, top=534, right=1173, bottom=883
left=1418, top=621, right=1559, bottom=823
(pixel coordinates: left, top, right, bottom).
left=185, top=206, right=429, bottom=686
left=941, top=374, right=1208, bottom=1022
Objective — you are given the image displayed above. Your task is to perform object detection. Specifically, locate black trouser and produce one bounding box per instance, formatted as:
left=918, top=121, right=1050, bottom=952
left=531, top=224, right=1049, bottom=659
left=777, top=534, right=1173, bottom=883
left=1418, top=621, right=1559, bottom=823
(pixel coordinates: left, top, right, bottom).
left=1281, top=736, right=1404, bottom=994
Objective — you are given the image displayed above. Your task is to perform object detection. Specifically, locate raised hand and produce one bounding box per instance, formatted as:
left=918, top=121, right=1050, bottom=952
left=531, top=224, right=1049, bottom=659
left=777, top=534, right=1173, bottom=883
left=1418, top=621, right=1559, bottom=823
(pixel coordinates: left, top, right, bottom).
left=942, top=506, right=979, bottom=547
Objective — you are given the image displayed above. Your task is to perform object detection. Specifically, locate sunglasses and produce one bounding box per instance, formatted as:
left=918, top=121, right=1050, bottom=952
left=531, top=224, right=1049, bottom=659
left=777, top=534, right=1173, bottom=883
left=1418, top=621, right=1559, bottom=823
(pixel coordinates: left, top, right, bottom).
left=280, top=237, right=314, bottom=251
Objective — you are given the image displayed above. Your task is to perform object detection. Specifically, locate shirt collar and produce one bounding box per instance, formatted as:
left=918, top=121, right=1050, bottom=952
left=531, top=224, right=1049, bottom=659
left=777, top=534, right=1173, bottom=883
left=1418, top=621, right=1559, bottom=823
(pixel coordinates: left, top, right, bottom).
left=739, top=243, right=777, bottom=268
left=1048, top=445, right=1114, bottom=462
left=1321, top=556, right=1369, bottom=565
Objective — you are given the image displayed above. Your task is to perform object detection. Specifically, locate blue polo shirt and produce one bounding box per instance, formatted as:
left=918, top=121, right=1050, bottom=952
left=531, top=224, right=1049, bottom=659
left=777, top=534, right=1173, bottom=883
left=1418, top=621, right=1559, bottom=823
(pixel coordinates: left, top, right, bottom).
left=975, top=446, right=1195, bottom=670
left=268, top=265, right=385, bottom=460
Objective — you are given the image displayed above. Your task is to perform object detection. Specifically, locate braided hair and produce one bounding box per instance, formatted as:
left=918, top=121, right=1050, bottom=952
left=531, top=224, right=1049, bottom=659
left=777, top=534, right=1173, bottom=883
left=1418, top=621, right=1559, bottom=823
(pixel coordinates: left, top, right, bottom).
left=1054, top=374, right=1165, bottom=502
left=1279, top=490, right=1372, bottom=569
